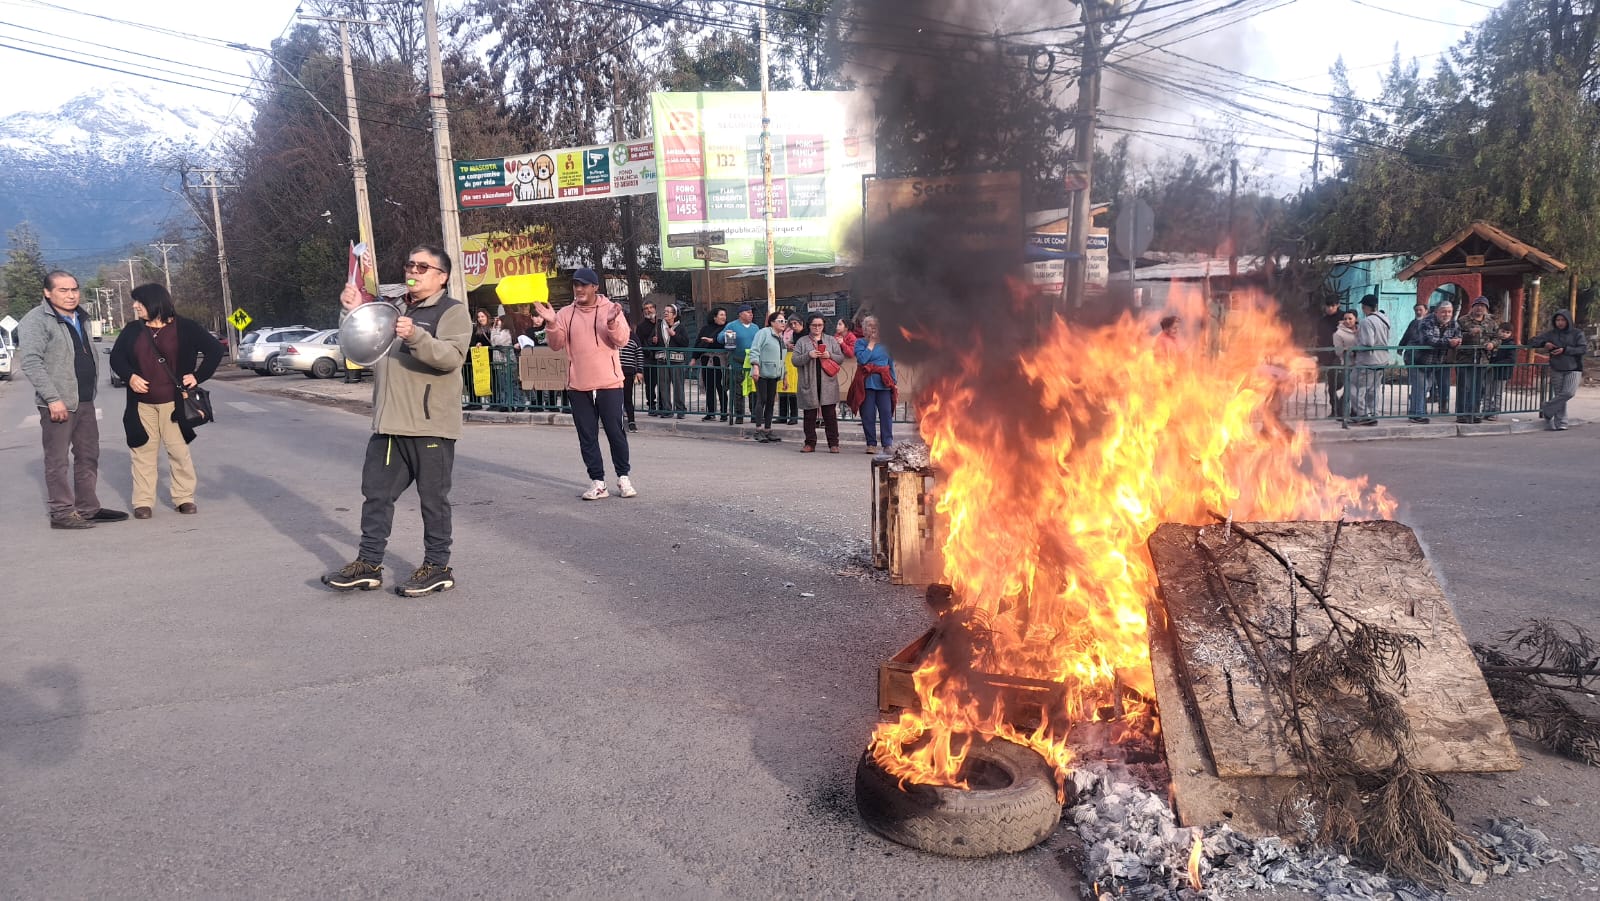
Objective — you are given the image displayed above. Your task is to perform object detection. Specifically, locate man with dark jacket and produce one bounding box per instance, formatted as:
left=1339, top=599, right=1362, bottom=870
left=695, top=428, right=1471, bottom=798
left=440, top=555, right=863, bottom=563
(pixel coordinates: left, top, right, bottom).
left=638, top=299, right=661, bottom=416
left=17, top=270, right=128, bottom=529
left=1417, top=300, right=1462, bottom=418
left=323, top=244, right=471, bottom=597
left=1316, top=298, right=1344, bottom=417
left=1531, top=311, right=1588, bottom=430
left=1400, top=302, right=1433, bottom=422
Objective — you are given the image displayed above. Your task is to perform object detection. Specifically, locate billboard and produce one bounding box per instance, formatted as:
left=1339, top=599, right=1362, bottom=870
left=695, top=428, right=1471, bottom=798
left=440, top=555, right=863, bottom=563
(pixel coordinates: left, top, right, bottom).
left=454, top=140, right=657, bottom=210
left=651, top=91, right=874, bottom=270
left=862, top=172, right=1023, bottom=258
left=1026, top=228, right=1110, bottom=294
left=460, top=229, right=557, bottom=292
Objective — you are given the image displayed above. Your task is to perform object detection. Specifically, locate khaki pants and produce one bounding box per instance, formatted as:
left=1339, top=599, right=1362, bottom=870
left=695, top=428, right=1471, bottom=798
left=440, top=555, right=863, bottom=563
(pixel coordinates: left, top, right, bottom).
left=131, top=401, right=197, bottom=509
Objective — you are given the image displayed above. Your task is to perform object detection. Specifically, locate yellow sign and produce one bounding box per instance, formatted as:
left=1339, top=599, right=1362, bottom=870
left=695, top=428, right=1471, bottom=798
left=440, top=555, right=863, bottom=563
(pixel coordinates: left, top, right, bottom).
left=470, top=345, right=492, bottom=397
left=495, top=273, right=549, bottom=306
left=459, top=229, right=557, bottom=292
left=229, top=308, right=253, bottom=332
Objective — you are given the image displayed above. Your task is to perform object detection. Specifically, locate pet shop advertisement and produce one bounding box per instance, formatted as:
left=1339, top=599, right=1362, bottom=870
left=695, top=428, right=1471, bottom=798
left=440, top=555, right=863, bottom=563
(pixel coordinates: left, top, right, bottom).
left=454, top=140, right=658, bottom=209
left=650, top=90, right=875, bottom=270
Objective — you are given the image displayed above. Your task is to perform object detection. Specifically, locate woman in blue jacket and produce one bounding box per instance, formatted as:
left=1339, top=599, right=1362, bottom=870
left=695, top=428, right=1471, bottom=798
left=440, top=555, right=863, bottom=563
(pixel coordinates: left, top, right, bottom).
left=748, top=311, right=788, bottom=443
left=852, top=315, right=898, bottom=453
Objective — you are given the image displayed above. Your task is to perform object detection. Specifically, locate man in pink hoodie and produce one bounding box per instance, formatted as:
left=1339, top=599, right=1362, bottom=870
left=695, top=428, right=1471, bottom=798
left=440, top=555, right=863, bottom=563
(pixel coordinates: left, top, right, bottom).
left=534, top=268, right=636, bottom=500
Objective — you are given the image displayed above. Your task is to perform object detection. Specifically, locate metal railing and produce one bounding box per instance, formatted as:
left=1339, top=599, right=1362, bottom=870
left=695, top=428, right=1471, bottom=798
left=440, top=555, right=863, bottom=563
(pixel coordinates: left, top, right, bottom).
left=462, top=347, right=920, bottom=423
left=1289, top=345, right=1552, bottom=424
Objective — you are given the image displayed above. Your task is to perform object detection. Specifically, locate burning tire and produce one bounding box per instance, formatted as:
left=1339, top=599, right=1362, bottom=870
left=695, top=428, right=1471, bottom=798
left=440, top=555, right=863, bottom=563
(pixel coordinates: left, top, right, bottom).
left=854, top=739, right=1062, bottom=858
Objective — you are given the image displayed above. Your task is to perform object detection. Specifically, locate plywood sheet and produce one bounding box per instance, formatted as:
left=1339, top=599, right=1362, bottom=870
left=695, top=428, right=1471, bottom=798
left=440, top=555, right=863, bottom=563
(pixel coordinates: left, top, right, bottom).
left=1147, top=520, right=1519, bottom=778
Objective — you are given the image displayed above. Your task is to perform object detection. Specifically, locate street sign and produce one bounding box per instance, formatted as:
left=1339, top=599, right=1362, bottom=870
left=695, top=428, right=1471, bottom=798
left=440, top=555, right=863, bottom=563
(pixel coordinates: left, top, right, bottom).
left=228, top=308, right=253, bottom=332
left=1114, top=198, right=1155, bottom=261
left=0, top=314, right=17, bottom=333
left=668, top=230, right=726, bottom=248
left=1063, top=164, right=1090, bottom=193
left=693, top=245, right=731, bottom=263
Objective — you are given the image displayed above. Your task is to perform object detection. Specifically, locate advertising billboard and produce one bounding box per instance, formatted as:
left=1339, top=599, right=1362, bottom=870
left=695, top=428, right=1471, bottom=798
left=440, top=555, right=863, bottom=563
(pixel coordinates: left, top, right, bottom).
left=454, top=140, right=657, bottom=210
left=651, top=91, right=875, bottom=270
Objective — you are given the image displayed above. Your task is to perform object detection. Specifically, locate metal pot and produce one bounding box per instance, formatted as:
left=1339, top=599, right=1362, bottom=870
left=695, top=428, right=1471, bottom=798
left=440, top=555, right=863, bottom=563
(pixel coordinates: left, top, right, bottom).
left=338, top=301, right=401, bottom=367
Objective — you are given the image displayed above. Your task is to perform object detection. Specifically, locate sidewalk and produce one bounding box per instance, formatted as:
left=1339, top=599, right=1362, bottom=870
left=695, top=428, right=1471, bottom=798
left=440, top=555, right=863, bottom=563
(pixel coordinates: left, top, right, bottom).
left=1305, top=383, right=1597, bottom=443
left=215, top=370, right=1597, bottom=446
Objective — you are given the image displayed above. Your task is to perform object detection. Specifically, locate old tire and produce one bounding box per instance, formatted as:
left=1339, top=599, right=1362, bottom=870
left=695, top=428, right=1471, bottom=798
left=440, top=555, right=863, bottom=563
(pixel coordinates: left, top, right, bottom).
left=855, top=739, right=1062, bottom=858
left=311, top=357, right=337, bottom=379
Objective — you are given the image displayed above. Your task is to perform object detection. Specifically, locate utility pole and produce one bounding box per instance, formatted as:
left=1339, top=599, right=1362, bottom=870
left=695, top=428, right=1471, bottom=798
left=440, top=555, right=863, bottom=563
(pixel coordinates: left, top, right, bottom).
left=94, top=287, right=113, bottom=331
left=190, top=169, right=237, bottom=354
left=1227, top=158, right=1238, bottom=292
left=423, top=0, right=465, bottom=300
left=300, top=14, right=381, bottom=253
left=110, top=278, right=128, bottom=326
left=119, top=256, right=144, bottom=316
left=1311, top=111, right=1322, bottom=190
left=1064, top=2, right=1103, bottom=312
left=758, top=4, right=776, bottom=313
left=613, top=79, right=643, bottom=319
left=149, top=242, right=178, bottom=292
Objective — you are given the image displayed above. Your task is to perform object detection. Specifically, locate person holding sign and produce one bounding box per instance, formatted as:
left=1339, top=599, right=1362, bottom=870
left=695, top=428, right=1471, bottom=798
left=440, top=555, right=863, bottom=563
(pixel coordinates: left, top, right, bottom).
left=534, top=268, right=637, bottom=500
left=322, top=244, right=470, bottom=597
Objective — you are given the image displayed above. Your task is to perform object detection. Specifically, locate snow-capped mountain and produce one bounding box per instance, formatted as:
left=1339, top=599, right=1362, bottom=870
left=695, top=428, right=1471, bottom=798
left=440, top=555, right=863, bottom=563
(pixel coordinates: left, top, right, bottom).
left=0, top=82, right=226, bottom=160
left=0, top=83, right=229, bottom=266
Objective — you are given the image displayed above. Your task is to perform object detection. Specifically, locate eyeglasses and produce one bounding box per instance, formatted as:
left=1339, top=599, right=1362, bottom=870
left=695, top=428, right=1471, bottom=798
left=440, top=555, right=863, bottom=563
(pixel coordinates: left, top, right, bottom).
left=403, top=260, right=443, bottom=274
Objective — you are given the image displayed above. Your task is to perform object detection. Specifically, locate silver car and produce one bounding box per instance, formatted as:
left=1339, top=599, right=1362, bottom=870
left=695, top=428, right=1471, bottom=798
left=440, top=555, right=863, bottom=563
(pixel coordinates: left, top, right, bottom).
left=0, top=340, right=12, bottom=380
left=281, top=329, right=365, bottom=379
left=237, top=325, right=316, bottom=375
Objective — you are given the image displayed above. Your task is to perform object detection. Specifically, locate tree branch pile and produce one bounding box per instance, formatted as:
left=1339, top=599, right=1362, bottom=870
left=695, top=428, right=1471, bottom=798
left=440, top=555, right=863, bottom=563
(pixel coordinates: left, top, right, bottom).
left=1474, top=619, right=1600, bottom=766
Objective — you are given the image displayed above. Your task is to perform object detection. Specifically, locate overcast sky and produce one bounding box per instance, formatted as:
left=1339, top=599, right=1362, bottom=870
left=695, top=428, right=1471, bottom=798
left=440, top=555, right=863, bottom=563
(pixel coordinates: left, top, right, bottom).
left=0, top=0, right=1491, bottom=189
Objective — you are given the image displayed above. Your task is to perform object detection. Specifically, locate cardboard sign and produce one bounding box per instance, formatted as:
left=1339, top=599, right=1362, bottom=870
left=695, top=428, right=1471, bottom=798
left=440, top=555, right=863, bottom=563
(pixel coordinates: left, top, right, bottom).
left=518, top=347, right=569, bottom=391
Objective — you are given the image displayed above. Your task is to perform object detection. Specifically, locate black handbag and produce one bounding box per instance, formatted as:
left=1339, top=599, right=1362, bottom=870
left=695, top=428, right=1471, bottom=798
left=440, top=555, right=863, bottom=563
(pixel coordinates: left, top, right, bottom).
left=147, top=328, right=215, bottom=428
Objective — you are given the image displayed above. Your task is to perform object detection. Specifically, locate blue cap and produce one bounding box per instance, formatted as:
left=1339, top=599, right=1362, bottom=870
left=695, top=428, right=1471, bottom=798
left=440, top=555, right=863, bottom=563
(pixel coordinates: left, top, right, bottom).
left=572, top=267, right=600, bottom=285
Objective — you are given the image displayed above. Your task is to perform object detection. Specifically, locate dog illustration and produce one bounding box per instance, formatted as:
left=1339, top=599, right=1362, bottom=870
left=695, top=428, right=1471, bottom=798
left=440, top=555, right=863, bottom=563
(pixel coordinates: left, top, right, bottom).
left=531, top=154, right=556, bottom=199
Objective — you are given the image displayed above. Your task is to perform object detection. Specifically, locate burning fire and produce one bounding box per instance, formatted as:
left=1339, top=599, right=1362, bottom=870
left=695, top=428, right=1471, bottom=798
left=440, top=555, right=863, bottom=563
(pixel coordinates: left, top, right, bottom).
left=1188, top=830, right=1205, bottom=891
left=869, top=286, right=1395, bottom=789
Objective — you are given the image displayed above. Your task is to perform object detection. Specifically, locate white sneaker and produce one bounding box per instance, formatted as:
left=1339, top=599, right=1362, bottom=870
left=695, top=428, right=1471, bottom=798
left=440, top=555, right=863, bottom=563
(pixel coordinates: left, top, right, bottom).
left=616, top=476, right=638, bottom=498
left=581, top=480, right=609, bottom=500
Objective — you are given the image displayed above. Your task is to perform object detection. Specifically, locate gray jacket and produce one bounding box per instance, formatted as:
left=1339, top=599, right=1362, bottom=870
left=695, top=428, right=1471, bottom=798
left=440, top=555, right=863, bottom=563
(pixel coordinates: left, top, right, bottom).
left=1353, top=309, right=1391, bottom=366
left=789, top=335, right=845, bottom=409
left=17, top=301, right=97, bottom=412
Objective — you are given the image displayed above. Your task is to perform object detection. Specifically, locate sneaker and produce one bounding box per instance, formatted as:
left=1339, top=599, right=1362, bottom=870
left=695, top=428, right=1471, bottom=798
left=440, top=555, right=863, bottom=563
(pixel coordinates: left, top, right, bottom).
left=88, top=508, right=130, bottom=522
left=581, top=480, right=610, bottom=500
left=396, top=563, right=454, bottom=597
left=627, top=421, right=637, bottom=432
left=322, top=559, right=383, bottom=591
left=864, top=445, right=879, bottom=455
left=767, top=433, right=782, bottom=443
left=49, top=513, right=95, bottom=530
left=1408, top=417, right=1429, bottom=424
left=617, top=476, right=638, bottom=498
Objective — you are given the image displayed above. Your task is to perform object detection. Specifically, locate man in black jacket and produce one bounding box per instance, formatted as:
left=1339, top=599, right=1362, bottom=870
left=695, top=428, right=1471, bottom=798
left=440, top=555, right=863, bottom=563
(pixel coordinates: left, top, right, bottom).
left=1316, top=298, right=1344, bottom=418
left=1532, top=311, right=1588, bottom=430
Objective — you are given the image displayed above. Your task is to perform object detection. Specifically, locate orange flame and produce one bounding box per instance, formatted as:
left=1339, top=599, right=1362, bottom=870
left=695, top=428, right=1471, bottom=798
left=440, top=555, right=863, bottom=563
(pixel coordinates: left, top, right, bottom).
left=869, top=285, right=1394, bottom=788
left=1188, top=830, right=1204, bottom=890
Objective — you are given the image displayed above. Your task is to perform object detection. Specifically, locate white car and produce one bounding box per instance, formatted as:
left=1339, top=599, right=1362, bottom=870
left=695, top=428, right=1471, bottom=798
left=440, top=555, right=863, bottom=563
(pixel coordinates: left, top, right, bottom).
left=281, top=329, right=365, bottom=379
left=0, top=341, right=12, bottom=380
left=237, top=325, right=317, bottom=376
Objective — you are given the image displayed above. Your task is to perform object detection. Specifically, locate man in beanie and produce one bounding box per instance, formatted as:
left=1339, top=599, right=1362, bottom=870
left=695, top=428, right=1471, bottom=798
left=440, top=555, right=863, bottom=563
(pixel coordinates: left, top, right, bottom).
left=534, top=268, right=636, bottom=499
left=323, top=244, right=470, bottom=597
left=1531, top=310, right=1588, bottom=430
left=1400, top=301, right=1433, bottom=422
left=1316, top=297, right=1345, bottom=417
left=17, top=270, right=129, bottom=529
left=1455, top=296, right=1499, bottom=422
left=1349, top=294, right=1390, bottom=425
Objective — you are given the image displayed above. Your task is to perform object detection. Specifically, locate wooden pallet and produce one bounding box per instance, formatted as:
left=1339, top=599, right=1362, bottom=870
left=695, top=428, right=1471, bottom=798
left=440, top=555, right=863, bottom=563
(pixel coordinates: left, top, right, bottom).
left=870, top=460, right=943, bottom=586
left=877, top=626, right=1068, bottom=730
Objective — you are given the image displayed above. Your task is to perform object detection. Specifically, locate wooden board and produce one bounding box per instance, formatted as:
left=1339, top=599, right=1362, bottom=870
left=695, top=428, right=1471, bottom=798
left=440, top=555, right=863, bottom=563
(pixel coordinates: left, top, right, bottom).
left=1147, top=586, right=1299, bottom=836
left=1147, top=520, right=1519, bottom=778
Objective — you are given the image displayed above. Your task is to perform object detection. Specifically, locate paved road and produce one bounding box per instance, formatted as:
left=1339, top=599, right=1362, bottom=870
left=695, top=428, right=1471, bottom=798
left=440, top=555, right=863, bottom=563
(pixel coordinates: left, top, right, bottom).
left=1, top=372, right=1594, bottom=899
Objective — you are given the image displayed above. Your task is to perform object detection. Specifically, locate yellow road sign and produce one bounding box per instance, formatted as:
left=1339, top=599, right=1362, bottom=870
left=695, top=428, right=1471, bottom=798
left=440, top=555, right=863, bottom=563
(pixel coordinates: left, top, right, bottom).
left=229, top=308, right=253, bottom=332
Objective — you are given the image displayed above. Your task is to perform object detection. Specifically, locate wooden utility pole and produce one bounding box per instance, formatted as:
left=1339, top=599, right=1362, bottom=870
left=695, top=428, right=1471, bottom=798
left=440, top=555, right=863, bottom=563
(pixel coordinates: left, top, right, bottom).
left=423, top=0, right=465, bottom=301
left=190, top=170, right=237, bottom=353
left=149, top=242, right=177, bottom=291
left=1065, top=3, right=1102, bottom=311
left=110, top=278, right=128, bottom=326
left=613, top=80, right=643, bottom=319
left=300, top=14, right=382, bottom=254
left=1227, top=157, right=1238, bottom=291
left=119, top=257, right=143, bottom=320
left=758, top=4, right=777, bottom=312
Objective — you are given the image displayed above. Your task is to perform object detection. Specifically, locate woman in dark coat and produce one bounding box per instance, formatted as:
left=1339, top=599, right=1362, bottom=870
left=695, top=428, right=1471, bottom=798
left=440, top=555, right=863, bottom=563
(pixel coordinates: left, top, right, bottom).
left=789, top=314, right=846, bottom=452
left=108, top=283, right=224, bottom=519
left=696, top=308, right=730, bottom=421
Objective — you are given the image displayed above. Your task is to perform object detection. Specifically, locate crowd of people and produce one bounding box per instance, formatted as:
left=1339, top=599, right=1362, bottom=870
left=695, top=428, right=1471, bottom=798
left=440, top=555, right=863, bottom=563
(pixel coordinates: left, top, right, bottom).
left=1318, top=294, right=1586, bottom=426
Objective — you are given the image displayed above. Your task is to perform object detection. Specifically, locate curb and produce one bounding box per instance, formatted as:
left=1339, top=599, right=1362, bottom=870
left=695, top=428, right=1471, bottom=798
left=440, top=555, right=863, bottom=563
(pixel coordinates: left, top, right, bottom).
left=1311, top=417, right=1585, bottom=443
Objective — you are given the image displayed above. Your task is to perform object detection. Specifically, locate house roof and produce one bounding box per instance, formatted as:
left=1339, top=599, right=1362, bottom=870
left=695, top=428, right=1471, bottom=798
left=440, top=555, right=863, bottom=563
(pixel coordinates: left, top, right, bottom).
left=1132, top=255, right=1287, bottom=282
left=1396, top=220, right=1567, bottom=280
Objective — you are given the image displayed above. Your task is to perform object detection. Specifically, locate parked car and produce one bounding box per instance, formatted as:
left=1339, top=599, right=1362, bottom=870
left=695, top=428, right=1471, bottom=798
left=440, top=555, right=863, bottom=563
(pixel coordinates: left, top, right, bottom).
left=281, top=329, right=368, bottom=379
left=0, top=340, right=12, bottom=380
left=237, top=325, right=316, bottom=376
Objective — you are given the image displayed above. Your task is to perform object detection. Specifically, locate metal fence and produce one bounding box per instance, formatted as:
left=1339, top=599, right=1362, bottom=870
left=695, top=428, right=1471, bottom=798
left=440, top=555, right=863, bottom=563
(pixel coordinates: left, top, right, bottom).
left=462, top=345, right=1557, bottom=428
left=1288, top=345, right=1552, bottom=424
left=462, top=348, right=920, bottom=424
